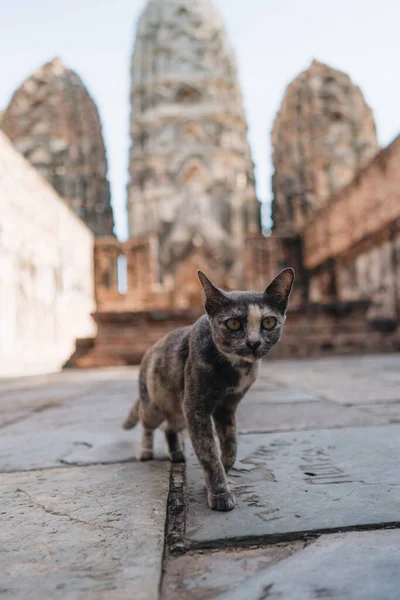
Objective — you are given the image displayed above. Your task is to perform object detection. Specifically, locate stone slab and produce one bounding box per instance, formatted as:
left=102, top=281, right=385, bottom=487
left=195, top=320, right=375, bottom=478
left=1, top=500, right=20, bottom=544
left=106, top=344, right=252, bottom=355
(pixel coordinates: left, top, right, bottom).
left=162, top=541, right=306, bottom=600
left=0, top=428, right=168, bottom=472
left=248, top=380, right=282, bottom=391
left=3, top=389, right=137, bottom=433
left=185, top=425, right=400, bottom=544
left=0, top=461, right=169, bottom=600
left=358, top=403, right=400, bottom=423
left=0, top=366, right=138, bottom=392
left=244, top=388, right=321, bottom=404
left=264, top=354, right=400, bottom=405
left=236, top=400, right=386, bottom=433
left=0, top=381, right=96, bottom=427
left=0, top=367, right=139, bottom=427
left=214, top=530, right=400, bottom=600
left=0, top=391, right=168, bottom=471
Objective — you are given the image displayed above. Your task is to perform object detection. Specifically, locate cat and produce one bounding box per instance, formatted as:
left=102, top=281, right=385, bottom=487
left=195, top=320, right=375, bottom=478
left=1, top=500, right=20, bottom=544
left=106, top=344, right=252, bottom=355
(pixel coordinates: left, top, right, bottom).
left=122, top=268, right=294, bottom=511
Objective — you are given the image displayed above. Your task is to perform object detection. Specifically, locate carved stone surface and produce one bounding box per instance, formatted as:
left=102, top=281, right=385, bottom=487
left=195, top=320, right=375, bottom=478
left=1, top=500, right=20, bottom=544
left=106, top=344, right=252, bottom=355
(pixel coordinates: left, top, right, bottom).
left=185, top=425, right=400, bottom=544
left=1, top=58, right=114, bottom=237
left=271, top=60, right=379, bottom=234
left=128, top=0, right=260, bottom=281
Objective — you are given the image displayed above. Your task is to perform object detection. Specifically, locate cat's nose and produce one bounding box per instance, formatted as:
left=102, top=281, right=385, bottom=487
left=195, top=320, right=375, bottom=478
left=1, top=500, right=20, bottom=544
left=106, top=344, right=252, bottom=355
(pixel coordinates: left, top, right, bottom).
left=246, top=340, right=261, bottom=351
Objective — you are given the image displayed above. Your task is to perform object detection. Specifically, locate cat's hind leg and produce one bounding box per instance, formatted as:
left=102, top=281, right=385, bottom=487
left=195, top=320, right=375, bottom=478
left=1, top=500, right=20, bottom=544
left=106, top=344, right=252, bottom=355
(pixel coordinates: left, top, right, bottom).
left=137, top=402, right=164, bottom=462
left=164, top=419, right=185, bottom=463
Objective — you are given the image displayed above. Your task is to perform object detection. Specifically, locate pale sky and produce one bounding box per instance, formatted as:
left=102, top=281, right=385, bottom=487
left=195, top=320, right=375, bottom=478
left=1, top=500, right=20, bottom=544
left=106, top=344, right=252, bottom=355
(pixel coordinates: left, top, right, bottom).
left=1, top=0, right=399, bottom=239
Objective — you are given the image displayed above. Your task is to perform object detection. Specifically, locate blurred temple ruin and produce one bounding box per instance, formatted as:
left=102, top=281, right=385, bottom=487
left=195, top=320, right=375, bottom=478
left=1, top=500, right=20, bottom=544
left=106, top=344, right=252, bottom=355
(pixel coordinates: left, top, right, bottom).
left=2, top=58, right=114, bottom=237
left=1, top=0, right=399, bottom=374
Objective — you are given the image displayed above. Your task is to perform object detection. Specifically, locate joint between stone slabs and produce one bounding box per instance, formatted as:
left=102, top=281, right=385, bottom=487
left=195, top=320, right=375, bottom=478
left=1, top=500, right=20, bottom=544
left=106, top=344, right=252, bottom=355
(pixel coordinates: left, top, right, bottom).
left=237, top=422, right=370, bottom=435
left=0, top=403, right=61, bottom=430
left=184, top=520, right=400, bottom=552
left=0, top=381, right=109, bottom=431
left=165, top=462, right=188, bottom=557
left=58, top=456, right=141, bottom=468
left=237, top=419, right=400, bottom=435
left=0, top=456, right=143, bottom=475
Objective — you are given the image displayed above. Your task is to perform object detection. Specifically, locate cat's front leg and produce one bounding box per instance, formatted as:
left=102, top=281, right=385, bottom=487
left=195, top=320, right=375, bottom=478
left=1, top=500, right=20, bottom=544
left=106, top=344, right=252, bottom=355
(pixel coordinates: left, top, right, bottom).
left=184, top=401, right=236, bottom=511
left=213, top=407, right=237, bottom=473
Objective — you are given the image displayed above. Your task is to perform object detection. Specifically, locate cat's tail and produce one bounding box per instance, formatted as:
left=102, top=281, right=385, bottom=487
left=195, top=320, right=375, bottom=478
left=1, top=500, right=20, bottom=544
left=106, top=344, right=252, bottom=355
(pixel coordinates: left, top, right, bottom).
left=122, top=398, right=140, bottom=430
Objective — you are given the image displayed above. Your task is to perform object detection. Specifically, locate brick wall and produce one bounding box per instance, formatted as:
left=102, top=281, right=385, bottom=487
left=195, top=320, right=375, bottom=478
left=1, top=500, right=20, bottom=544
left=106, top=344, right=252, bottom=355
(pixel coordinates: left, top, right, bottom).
left=66, top=302, right=400, bottom=368
left=94, top=235, right=170, bottom=312
left=244, top=234, right=307, bottom=307
left=303, top=136, right=400, bottom=322
left=303, top=136, right=400, bottom=269
left=66, top=309, right=202, bottom=367
left=93, top=234, right=291, bottom=314
left=273, top=302, right=400, bottom=358
left=72, top=136, right=400, bottom=371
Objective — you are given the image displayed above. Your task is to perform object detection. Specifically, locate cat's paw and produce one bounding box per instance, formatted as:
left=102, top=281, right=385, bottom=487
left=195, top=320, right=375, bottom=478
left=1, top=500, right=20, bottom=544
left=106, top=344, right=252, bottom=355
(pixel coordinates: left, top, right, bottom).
left=169, top=450, right=186, bottom=463
left=137, top=449, right=154, bottom=462
left=208, top=490, right=236, bottom=511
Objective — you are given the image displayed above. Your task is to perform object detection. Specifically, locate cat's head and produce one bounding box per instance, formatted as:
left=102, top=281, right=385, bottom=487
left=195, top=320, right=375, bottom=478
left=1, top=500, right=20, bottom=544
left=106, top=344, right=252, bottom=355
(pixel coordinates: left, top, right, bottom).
left=198, top=269, right=294, bottom=363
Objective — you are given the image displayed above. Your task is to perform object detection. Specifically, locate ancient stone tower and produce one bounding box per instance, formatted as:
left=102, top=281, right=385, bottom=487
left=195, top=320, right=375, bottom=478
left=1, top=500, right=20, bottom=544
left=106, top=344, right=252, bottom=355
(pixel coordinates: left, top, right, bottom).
left=128, top=0, right=260, bottom=283
left=271, top=60, right=379, bottom=235
left=2, top=58, right=114, bottom=237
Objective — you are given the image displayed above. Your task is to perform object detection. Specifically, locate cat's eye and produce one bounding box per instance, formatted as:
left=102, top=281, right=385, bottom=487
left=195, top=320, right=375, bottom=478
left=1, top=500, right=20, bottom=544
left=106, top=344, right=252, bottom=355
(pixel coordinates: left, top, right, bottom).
left=261, top=317, right=277, bottom=330
left=226, top=318, right=241, bottom=331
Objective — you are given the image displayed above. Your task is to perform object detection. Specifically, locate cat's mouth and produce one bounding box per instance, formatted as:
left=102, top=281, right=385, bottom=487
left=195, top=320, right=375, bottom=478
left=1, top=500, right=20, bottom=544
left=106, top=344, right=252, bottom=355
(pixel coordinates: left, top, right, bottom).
left=238, top=349, right=262, bottom=361
left=218, top=343, right=269, bottom=364
left=242, top=346, right=271, bottom=360
left=218, top=346, right=256, bottom=364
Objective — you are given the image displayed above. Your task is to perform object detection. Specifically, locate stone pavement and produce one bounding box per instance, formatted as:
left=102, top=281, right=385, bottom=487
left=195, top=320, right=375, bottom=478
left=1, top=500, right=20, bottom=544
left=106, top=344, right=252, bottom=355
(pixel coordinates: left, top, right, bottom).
left=1, top=355, right=400, bottom=599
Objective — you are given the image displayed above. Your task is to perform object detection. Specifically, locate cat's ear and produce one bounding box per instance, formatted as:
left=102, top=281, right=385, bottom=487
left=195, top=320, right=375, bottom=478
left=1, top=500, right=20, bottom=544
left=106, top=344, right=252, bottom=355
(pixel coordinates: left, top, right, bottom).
left=264, top=268, right=294, bottom=314
left=198, top=270, right=229, bottom=315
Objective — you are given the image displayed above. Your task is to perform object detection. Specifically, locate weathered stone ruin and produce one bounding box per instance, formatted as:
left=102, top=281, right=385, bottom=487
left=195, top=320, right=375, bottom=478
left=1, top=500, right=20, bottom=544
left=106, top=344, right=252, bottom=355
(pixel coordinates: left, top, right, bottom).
left=68, top=50, right=399, bottom=367
left=1, top=0, right=398, bottom=373
left=1, top=58, right=114, bottom=237
left=271, top=60, right=379, bottom=235
left=127, top=0, right=260, bottom=287
left=304, top=137, right=400, bottom=325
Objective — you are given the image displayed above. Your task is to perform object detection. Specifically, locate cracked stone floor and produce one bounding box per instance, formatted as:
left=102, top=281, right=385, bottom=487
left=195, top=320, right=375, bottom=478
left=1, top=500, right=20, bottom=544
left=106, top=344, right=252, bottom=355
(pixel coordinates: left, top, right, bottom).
left=1, top=354, right=400, bottom=599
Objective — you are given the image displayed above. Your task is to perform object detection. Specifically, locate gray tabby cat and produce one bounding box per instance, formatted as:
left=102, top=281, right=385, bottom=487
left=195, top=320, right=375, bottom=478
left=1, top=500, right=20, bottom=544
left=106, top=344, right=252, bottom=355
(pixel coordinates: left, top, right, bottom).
left=123, top=268, right=294, bottom=511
